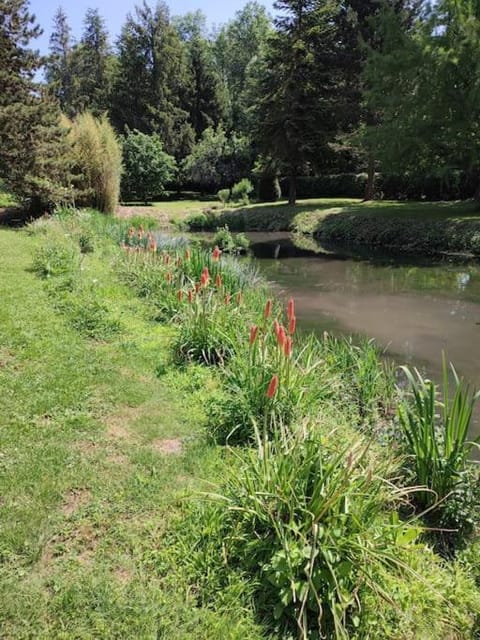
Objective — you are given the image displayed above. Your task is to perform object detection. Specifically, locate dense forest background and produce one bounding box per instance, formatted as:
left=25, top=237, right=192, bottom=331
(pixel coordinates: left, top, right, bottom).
left=2, top=0, right=480, bottom=208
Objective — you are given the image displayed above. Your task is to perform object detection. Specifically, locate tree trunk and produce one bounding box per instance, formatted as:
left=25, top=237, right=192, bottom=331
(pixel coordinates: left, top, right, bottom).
left=364, top=154, right=376, bottom=201
left=288, top=175, right=297, bottom=206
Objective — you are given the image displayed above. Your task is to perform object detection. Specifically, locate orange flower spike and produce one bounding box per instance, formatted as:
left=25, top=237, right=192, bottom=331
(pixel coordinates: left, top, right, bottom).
left=215, top=273, right=222, bottom=288
left=212, top=245, right=221, bottom=262
left=185, top=249, right=191, bottom=261
left=277, top=325, right=286, bottom=348
left=287, top=298, right=295, bottom=322
left=288, top=315, right=296, bottom=335
left=149, top=239, right=157, bottom=253
left=266, top=374, right=279, bottom=399
left=195, top=283, right=201, bottom=293
left=165, top=254, right=171, bottom=265
left=284, top=336, right=293, bottom=358
left=188, top=290, right=194, bottom=303
left=224, top=293, right=231, bottom=305
left=200, top=266, right=210, bottom=288
left=249, top=325, right=259, bottom=345
left=177, top=290, right=183, bottom=302
left=166, top=271, right=172, bottom=284
left=264, top=299, right=272, bottom=319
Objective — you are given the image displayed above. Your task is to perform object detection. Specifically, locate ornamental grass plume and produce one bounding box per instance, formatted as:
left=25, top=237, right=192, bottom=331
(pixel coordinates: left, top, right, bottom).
left=266, top=374, right=279, bottom=398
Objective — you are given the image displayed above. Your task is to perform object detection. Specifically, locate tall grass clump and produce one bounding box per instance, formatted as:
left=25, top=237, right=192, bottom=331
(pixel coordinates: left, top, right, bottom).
left=67, top=112, right=122, bottom=214
left=197, top=425, right=479, bottom=639
left=398, top=357, right=480, bottom=553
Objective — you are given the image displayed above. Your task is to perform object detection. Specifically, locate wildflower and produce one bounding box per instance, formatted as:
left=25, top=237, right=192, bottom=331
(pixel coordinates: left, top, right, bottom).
left=276, top=324, right=286, bottom=348
left=200, top=266, right=210, bottom=288
left=249, top=325, right=258, bottom=345
left=212, top=245, right=221, bottom=262
left=266, top=374, right=279, bottom=399
left=224, top=293, right=231, bottom=305
left=288, top=315, right=296, bottom=335
left=177, top=290, right=183, bottom=302
left=164, top=254, right=171, bottom=265
left=149, top=239, right=157, bottom=253
left=188, top=290, right=194, bottom=303
left=215, top=273, right=222, bottom=288
left=185, top=249, right=191, bottom=261
left=264, top=299, right=272, bottom=319
left=287, top=298, right=295, bottom=322
left=166, top=272, right=172, bottom=284
left=284, top=336, right=293, bottom=358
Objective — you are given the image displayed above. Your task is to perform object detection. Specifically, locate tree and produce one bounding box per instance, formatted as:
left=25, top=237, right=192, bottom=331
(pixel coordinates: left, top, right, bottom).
left=363, top=0, right=480, bottom=199
left=111, top=1, right=194, bottom=160
left=214, top=2, right=271, bottom=133
left=0, top=0, right=71, bottom=210
left=45, top=6, right=74, bottom=114
left=71, top=9, right=114, bottom=115
left=121, top=129, right=176, bottom=203
left=252, top=0, right=342, bottom=205
left=182, top=126, right=253, bottom=192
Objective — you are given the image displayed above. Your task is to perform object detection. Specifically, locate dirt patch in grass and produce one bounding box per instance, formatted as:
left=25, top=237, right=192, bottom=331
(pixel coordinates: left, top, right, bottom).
left=151, top=438, right=183, bottom=455
left=0, top=347, right=16, bottom=368
left=104, top=406, right=143, bottom=441
left=62, top=488, right=91, bottom=517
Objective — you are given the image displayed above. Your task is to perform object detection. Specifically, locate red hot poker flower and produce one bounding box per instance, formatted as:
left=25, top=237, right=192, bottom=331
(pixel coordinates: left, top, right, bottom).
left=249, top=325, right=258, bottom=345
left=164, top=254, right=171, bottom=265
left=276, top=325, right=286, bottom=348
left=195, top=283, right=201, bottom=293
left=264, top=299, right=272, bottom=319
left=166, top=271, right=172, bottom=283
left=212, top=245, right=221, bottom=262
left=200, top=266, right=210, bottom=288
left=288, top=315, right=296, bottom=335
left=177, top=290, right=183, bottom=301
left=284, top=336, right=293, bottom=358
left=287, top=298, right=295, bottom=322
left=188, top=290, right=194, bottom=303
left=149, top=240, right=157, bottom=253
left=266, top=374, right=279, bottom=399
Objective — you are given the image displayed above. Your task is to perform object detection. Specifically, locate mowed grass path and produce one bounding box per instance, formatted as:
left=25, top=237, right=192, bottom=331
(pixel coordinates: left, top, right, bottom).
left=0, top=229, right=256, bottom=638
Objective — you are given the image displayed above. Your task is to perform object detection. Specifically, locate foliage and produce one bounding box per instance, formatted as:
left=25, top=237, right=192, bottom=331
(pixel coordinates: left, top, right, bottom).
left=182, top=127, right=253, bottom=192
left=121, top=129, right=176, bottom=203
left=32, top=241, right=80, bottom=279
left=67, top=112, right=122, bottom=214
left=217, top=189, right=230, bottom=206
left=231, top=178, right=254, bottom=204
left=0, top=0, right=72, bottom=210
left=398, top=359, right=480, bottom=553
left=212, top=226, right=250, bottom=254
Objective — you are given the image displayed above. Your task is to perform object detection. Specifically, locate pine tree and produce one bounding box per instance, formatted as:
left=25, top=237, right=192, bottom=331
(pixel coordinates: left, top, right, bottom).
left=72, top=8, right=114, bottom=115
left=0, top=0, right=70, bottom=210
left=253, top=0, right=341, bottom=205
left=111, top=1, right=194, bottom=160
left=45, top=6, right=74, bottom=114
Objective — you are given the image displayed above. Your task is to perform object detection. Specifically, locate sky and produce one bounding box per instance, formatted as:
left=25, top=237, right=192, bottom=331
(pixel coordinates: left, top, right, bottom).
left=28, top=0, right=274, bottom=54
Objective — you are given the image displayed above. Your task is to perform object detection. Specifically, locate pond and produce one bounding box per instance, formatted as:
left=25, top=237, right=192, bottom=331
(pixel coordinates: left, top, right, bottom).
left=246, top=233, right=480, bottom=430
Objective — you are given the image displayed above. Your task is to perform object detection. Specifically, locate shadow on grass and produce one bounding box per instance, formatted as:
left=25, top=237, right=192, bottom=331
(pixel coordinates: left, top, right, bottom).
left=0, top=206, right=39, bottom=228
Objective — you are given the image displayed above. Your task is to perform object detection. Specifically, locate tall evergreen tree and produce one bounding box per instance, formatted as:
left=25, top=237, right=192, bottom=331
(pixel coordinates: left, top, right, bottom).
left=0, top=0, right=70, bottom=209
left=252, top=0, right=342, bottom=204
left=111, top=1, right=194, bottom=160
left=45, top=6, right=74, bottom=114
left=72, top=8, right=114, bottom=115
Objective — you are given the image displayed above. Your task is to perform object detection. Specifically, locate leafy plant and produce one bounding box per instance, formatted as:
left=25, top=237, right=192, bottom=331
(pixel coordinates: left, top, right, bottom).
left=32, top=241, right=80, bottom=278
left=217, top=188, right=230, bottom=207
left=231, top=178, right=254, bottom=205
left=398, top=357, right=480, bottom=553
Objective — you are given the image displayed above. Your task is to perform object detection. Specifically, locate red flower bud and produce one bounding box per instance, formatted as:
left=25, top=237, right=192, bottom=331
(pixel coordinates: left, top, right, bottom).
left=284, top=336, right=293, bottom=357
left=287, top=298, right=295, bottom=322
left=276, top=325, right=286, bottom=348
left=266, top=374, right=279, bottom=399
left=264, top=299, right=272, bottom=319
left=200, top=266, right=210, bottom=288
left=249, top=325, right=258, bottom=345
left=288, top=315, right=296, bottom=335
left=212, top=245, right=221, bottom=262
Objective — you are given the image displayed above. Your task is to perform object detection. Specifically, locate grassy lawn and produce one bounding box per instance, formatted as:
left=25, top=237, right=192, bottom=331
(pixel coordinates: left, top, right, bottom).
left=0, top=227, right=259, bottom=638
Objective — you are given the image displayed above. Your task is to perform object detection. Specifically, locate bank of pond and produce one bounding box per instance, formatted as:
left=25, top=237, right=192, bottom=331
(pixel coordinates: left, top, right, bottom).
left=25, top=209, right=480, bottom=638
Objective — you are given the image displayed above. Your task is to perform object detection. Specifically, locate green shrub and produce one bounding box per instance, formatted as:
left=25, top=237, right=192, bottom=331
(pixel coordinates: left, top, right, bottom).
left=398, top=358, right=480, bottom=554
left=217, top=189, right=230, bottom=207
left=231, top=178, right=254, bottom=205
left=184, top=210, right=219, bottom=230
left=212, top=226, right=250, bottom=255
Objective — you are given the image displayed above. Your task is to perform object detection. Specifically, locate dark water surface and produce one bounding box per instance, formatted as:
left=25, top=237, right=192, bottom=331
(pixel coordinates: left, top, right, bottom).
left=247, top=233, right=480, bottom=416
